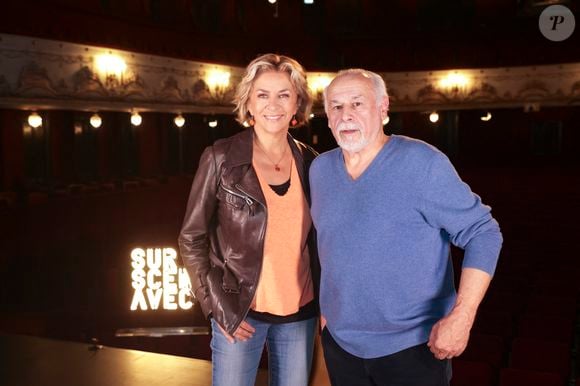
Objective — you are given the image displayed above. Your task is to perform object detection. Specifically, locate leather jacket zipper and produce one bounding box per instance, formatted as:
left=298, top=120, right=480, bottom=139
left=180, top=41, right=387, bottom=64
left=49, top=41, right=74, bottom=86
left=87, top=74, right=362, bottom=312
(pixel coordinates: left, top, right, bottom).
left=235, top=184, right=264, bottom=216
left=233, top=184, right=267, bottom=332
left=220, top=185, right=254, bottom=207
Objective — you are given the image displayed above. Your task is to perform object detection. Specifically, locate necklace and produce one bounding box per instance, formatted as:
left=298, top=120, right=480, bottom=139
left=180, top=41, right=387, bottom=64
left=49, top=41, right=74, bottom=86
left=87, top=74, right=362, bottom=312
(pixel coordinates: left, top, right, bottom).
left=254, top=139, right=288, bottom=172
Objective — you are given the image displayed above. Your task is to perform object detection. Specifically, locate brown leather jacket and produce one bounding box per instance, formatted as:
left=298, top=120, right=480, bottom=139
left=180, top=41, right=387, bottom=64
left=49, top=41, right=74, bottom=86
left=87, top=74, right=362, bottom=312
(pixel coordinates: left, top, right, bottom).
left=178, top=129, right=319, bottom=335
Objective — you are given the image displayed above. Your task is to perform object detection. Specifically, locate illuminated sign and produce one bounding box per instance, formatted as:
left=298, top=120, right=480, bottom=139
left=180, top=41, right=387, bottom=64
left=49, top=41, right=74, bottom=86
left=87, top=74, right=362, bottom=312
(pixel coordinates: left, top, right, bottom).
left=130, top=247, right=193, bottom=311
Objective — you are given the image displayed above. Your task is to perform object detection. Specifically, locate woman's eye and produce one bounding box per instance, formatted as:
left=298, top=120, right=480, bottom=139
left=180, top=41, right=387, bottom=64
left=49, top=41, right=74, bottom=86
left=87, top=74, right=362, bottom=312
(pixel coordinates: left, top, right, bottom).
left=279, top=94, right=290, bottom=99
left=257, top=94, right=268, bottom=99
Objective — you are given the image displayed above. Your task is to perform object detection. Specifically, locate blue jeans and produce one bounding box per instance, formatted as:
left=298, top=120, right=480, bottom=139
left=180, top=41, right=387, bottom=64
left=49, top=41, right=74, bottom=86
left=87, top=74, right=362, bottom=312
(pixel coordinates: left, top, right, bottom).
left=210, top=316, right=316, bottom=386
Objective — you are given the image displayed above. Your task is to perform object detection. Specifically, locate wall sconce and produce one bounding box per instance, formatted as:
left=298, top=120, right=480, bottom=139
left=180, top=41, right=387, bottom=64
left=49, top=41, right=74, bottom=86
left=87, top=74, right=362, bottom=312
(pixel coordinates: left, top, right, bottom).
left=131, top=111, right=142, bottom=126
left=208, top=119, right=218, bottom=128
left=438, top=72, right=471, bottom=96
left=95, top=53, right=128, bottom=89
left=429, top=111, right=439, bottom=123
left=174, top=114, right=185, bottom=128
left=308, top=74, right=333, bottom=100
left=382, top=116, right=390, bottom=125
left=90, top=113, right=102, bottom=128
left=480, top=112, right=492, bottom=122
left=205, top=69, right=231, bottom=100
left=28, top=112, right=42, bottom=128
left=173, top=114, right=185, bottom=128
left=74, top=124, right=83, bottom=136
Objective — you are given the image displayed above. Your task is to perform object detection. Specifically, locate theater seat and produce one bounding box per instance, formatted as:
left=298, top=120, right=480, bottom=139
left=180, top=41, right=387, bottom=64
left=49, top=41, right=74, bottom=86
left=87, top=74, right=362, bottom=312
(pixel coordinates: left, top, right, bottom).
left=516, top=315, right=574, bottom=344
left=459, top=334, right=505, bottom=368
left=451, top=359, right=496, bottom=386
left=509, top=338, right=570, bottom=379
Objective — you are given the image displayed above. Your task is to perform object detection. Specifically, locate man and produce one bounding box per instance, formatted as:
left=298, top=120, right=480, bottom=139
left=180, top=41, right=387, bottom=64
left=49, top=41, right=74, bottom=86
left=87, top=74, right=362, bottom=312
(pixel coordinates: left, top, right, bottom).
left=309, top=69, right=503, bottom=386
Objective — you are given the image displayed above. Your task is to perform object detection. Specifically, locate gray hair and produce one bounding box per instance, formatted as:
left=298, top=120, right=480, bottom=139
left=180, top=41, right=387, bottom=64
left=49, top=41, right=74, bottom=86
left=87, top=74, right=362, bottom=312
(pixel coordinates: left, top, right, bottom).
left=323, top=69, right=388, bottom=113
left=233, top=53, right=312, bottom=127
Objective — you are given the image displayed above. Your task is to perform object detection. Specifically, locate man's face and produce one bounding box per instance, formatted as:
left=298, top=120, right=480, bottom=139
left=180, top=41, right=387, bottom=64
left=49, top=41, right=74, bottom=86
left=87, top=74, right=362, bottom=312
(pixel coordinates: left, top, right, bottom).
left=325, top=74, right=388, bottom=153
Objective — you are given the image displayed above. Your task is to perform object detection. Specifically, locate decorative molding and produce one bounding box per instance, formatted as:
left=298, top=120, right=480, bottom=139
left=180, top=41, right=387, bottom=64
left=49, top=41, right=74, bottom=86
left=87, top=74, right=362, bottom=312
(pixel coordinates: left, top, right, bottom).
left=1, top=33, right=580, bottom=114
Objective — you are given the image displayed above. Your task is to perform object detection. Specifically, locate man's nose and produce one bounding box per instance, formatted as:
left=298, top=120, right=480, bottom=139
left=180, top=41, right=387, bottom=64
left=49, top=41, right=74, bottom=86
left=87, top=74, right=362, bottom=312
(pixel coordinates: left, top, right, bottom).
left=340, top=106, right=354, bottom=121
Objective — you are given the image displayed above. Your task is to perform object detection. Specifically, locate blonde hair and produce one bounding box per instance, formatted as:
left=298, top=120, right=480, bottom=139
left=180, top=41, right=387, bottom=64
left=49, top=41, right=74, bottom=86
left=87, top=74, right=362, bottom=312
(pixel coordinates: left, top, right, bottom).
left=234, top=53, right=312, bottom=127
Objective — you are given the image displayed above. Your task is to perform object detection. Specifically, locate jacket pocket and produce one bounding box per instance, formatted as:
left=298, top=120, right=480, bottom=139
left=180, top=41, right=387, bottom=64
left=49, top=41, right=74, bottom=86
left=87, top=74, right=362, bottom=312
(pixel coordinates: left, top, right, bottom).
left=221, top=260, right=241, bottom=293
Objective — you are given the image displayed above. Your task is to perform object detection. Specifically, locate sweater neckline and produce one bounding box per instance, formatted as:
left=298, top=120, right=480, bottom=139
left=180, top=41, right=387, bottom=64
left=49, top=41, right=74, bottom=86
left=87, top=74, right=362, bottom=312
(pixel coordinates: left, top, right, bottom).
left=337, top=134, right=398, bottom=183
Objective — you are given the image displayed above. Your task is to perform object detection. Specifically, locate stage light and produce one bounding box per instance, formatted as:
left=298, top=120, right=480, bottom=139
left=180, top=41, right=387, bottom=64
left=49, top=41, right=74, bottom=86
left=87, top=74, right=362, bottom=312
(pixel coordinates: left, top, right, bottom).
left=208, top=120, right=218, bottom=128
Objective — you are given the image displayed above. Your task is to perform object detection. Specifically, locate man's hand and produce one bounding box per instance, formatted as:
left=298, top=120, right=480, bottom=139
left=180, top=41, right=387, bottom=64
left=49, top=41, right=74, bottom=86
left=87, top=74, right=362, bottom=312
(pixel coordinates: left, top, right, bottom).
left=427, top=308, right=473, bottom=360
left=427, top=267, right=493, bottom=360
left=217, top=319, right=256, bottom=344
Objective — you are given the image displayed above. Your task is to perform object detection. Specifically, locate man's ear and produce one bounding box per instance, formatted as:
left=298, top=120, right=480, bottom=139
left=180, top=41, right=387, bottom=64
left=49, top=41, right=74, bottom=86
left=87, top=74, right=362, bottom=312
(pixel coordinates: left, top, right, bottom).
left=380, top=96, right=390, bottom=119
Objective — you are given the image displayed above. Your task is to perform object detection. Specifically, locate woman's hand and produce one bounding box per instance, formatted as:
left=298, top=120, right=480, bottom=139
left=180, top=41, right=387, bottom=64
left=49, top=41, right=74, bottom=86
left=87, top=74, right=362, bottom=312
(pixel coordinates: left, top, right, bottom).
left=218, top=319, right=256, bottom=343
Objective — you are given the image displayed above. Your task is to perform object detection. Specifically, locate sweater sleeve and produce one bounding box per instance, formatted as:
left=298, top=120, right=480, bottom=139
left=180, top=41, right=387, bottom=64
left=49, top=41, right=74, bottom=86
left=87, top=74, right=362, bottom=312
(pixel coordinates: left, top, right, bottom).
left=419, top=151, right=503, bottom=276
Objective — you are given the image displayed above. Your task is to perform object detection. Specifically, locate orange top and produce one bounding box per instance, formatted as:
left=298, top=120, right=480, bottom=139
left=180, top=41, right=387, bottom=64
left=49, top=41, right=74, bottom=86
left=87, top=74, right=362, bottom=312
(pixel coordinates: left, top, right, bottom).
left=252, top=160, right=314, bottom=315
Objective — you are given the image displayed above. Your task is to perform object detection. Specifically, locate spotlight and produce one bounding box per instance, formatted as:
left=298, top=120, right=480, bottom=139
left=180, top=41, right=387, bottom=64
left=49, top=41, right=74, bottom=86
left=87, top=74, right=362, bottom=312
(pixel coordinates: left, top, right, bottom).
left=480, top=112, right=492, bottom=122
left=208, top=120, right=218, bottom=128
left=429, top=112, right=439, bottom=123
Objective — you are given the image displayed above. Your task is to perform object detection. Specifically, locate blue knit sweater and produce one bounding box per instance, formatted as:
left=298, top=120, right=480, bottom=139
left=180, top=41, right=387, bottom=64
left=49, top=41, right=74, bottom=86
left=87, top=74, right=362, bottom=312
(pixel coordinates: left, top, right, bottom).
left=310, top=135, right=503, bottom=358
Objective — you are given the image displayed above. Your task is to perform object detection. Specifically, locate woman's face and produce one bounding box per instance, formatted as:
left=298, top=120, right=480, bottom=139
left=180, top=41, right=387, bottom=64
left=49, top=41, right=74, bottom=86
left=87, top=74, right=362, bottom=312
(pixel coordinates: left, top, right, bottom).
left=247, top=70, right=298, bottom=136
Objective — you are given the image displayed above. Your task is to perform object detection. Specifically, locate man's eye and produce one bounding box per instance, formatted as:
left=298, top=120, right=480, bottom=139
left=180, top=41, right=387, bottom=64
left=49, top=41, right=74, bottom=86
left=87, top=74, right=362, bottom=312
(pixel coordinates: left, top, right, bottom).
left=353, top=102, right=362, bottom=107
left=332, top=105, right=342, bottom=110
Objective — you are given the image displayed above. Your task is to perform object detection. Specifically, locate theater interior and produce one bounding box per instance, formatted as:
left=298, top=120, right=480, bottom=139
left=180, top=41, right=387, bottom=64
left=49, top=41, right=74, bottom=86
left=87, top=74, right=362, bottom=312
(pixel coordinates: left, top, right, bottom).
left=1, top=1, right=580, bottom=385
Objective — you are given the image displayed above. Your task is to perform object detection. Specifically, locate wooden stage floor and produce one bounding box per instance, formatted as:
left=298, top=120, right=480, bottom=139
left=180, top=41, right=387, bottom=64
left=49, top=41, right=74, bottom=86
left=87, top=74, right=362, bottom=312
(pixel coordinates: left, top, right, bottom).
left=0, top=333, right=269, bottom=386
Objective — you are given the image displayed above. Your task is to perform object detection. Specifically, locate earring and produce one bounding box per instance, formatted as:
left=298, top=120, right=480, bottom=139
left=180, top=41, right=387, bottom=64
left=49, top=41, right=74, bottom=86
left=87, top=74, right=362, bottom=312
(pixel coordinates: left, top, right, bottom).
left=249, top=115, right=255, bottom=126
left=291, top=115, right=298, bottom=126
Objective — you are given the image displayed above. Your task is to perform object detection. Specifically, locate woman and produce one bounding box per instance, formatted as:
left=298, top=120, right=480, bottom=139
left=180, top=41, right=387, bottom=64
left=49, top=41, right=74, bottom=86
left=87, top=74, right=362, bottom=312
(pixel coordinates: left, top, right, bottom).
left=178, top=54, right=319, bottom=386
